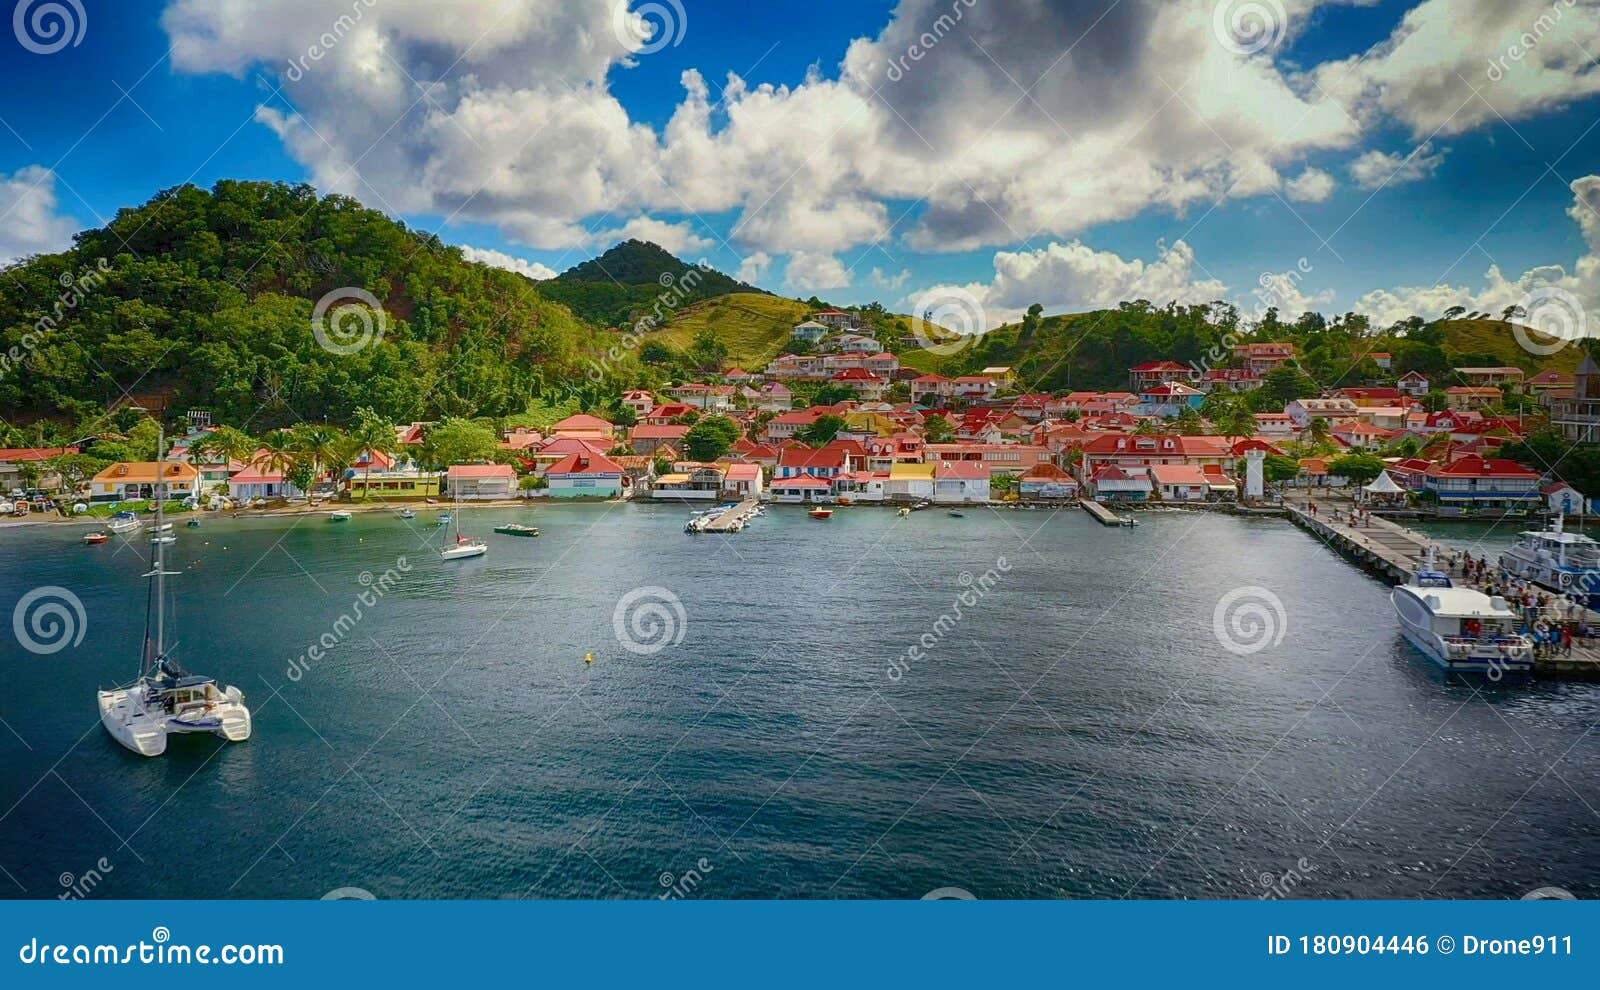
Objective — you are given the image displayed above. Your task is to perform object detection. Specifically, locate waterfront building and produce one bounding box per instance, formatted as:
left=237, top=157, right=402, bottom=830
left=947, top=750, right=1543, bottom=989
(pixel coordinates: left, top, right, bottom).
left=833, top=470, right=887, bottom=502
left=885, top=462, right=936, bottom=501
left=721, top=462, right=764, bottom=499
left=0, top=446, right=79, bottom=491
left=90, top=461, right=202, bottom=502
left=1148, top=463, right=1211, bottom=501
left=227, top=454, right=303, bottom=502
left=1545, top=481, right=1586, bottom=516
left=1085, top=465, right=1152, bottom=501
left=769, top=473, right=833, bottom=503
left=544, top=452, right=626, bottom=498
left=345, top=470, right=442, bottom=500
left=1018, top=462, right=1078, bottom=500
left=1422, top=455, right=1542, bottom=510
left=932, top=460, right=991, bottom=504
left=651, top=465, right=724, bottom=500
left=446, top=463, right=518, bottom=500
left=925, top=442, right=1051, bottom=476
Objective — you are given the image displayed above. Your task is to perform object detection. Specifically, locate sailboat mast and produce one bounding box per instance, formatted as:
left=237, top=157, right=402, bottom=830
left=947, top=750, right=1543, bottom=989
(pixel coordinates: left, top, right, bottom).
left=153, top=424, right=166, bottom=660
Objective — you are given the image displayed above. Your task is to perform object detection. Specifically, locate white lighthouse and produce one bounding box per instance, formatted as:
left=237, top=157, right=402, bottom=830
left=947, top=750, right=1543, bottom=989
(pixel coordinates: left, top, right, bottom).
left=1244, top=448, right=1265, bottom=501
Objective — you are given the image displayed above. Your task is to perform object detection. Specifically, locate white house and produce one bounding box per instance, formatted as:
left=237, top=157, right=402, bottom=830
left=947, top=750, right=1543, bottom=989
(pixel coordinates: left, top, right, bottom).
left=447, top=463, right=518, bottom=500
left=885, top=463, right=936, bottom=501
left=791, top=320, right=828, bottom=344
left=1546, top=481, right=1586, bottom=517
left=933, top=461, right=990, bottom=504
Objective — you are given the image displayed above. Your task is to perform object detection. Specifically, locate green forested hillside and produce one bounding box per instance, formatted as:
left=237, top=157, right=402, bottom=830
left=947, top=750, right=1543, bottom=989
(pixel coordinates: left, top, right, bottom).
left=537, top=239, right=762, bottom=327
left=0, top=180, right=595, bottom=431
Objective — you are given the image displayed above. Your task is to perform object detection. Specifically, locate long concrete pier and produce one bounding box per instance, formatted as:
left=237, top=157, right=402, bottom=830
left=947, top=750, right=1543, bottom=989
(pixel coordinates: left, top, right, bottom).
left=1284, top=493, right=1600, bottom=678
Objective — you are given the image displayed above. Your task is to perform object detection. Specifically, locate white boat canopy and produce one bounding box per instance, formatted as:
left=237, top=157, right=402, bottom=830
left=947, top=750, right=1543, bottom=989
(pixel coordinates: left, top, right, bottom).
left=1364, top=471, right=1405, bottom=494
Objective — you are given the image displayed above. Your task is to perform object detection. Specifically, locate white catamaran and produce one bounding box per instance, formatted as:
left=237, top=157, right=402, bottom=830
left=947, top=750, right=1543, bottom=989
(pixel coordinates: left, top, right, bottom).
left=98, top=427, right=252, bottom=757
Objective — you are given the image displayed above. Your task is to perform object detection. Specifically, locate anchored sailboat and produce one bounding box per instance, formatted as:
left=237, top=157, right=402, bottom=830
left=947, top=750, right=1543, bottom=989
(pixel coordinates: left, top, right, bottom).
left=440, top=502, right=487, bottom=560
left=98, top=426, right=252, bottom=757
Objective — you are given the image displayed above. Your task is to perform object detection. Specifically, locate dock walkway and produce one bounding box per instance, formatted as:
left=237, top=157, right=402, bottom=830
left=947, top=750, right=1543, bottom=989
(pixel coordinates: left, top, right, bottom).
left=701, top=498, right=760, bottom=533
left=1283, top=493, right=1600, bottom=678
left=1082, top=499, right=1134, bottom=527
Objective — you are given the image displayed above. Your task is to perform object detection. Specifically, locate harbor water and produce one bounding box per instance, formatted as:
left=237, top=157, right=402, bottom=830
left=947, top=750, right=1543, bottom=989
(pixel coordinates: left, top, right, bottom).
left=1, top=506, right=1596, bottom=899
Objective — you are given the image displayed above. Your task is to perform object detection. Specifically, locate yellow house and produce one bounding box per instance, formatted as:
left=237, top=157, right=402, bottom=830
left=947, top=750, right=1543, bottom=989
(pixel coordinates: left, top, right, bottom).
left=886, top=462, right=936, bottom=501
left=347, top=471, right=443, bottom=500
left=91, top=461, right=201, bottom=502
left=981, top=366, right=1016, bottom=389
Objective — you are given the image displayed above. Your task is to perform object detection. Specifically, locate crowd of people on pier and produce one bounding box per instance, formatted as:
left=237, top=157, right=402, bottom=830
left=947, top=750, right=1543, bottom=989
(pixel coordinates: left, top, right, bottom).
left=1444, top=549, right=1591, bottom=657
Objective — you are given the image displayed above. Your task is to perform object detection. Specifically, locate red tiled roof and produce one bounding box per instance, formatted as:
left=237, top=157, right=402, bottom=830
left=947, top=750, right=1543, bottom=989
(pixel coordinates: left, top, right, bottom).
left=0, top=446, right=77, bottom=461
left=447, top=464, right=516, bottom=480
left=546, top=452, right=624, bottom=475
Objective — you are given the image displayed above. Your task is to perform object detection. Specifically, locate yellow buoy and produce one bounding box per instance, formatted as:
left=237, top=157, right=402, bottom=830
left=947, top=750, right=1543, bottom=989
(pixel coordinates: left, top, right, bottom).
left=584, top=652, right=594, bottom=665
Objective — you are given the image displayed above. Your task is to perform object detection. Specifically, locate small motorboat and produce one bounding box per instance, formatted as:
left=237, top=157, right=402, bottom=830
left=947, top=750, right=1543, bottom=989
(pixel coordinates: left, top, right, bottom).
left=398, top=509, right=416, bottom=520
left=329, top=510, right=353, bottom=522
left=106, top=511, right=140, bottom=534
left=493, top=524, right=540, bottom=537
left=186, top=518, right=201, bottom=528
left=84, top=532, right=109, bottom=545
left=437, top=513, right=452, bottom=526
left=897, top=507, right=911, bottom=518
left=808, top=507, right=833, bottom=520
left=948, top=510, right=965, bottom=518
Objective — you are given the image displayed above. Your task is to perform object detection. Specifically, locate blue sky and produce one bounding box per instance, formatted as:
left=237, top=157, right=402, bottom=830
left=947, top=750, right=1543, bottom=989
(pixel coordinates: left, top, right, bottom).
left=2, top=0, right=1599, bottom=329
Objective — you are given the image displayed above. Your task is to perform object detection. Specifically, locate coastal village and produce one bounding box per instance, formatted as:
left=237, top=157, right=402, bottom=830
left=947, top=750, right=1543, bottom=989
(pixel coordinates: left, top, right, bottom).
left=3, top=309, right=1599, bottom=519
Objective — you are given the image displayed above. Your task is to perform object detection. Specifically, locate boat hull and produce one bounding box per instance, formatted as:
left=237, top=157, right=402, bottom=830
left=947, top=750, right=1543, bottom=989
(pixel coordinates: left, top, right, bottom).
left=98, top=686, right=253, bottom=757
left=1497, top=550, right=1600, bottom=607
left=441, top=543, right=487, bottom=560
left=1390, top=591, right=1533, bottom=675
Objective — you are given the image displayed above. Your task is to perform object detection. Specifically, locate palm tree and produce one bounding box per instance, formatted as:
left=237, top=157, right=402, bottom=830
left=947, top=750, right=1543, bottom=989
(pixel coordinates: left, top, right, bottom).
left=257, top=429, right=300, bottom=502
left=347, top=407, right=395, bottom=501
left=191, top=426, right=258, bottom=501
left=290, top=423, right=345, bottom=498
left=1308, top=416, right=1330, bottom=445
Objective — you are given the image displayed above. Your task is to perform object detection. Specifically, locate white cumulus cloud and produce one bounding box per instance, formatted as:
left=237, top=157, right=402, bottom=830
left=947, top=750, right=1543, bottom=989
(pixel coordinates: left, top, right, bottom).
left=1349, top=142, right=1446, bottom=190
left=786, top=251, right=852, bottom=291
left=0, top=166, right=81, bottom=266
left=459, top=245, right=557, bottom=280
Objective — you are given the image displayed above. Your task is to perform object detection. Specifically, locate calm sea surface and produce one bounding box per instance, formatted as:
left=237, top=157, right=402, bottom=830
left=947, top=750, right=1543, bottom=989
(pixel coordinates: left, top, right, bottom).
left=1, top=505, right=1596, bottom=900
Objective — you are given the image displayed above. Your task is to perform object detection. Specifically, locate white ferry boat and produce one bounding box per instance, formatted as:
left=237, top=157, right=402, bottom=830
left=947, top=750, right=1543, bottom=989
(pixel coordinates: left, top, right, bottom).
left=1391, top=560, right=1533, bottom=675
left=1498, top=515, right=1600, bottom=607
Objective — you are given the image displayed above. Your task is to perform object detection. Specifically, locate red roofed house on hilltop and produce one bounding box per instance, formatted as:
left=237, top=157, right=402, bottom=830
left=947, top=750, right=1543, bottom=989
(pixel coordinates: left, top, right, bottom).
left=1128, top=360, right=1194, bottom=391
left=1232, top=342, right=1296, bottom=374
left=548, top=414, right=616, bottom=442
